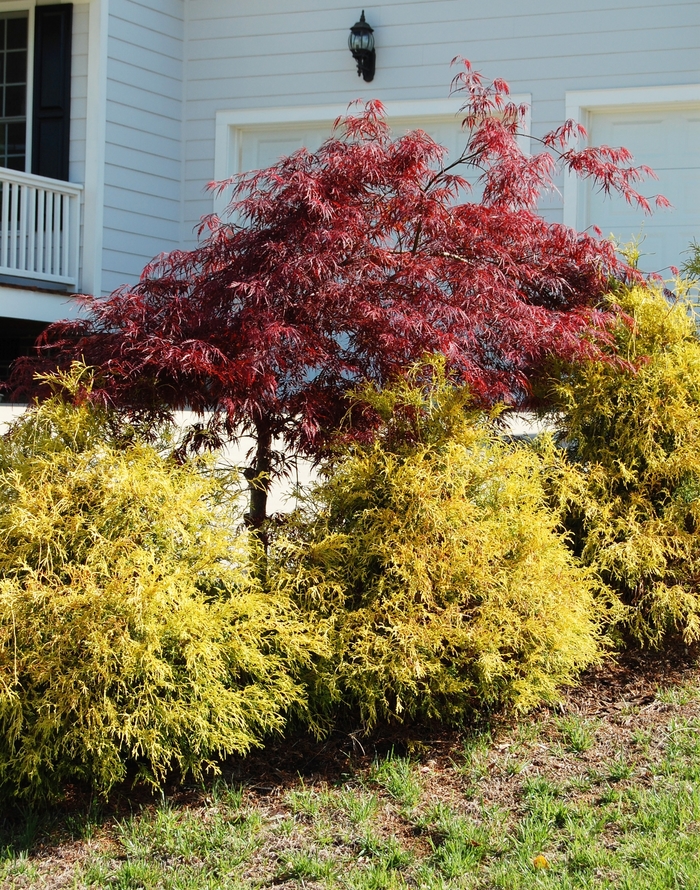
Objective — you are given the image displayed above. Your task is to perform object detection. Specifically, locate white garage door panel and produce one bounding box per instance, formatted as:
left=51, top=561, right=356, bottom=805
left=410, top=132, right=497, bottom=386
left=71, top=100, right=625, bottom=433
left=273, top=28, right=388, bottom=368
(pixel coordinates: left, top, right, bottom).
left=239, top=117, right=472, bottom=181
left=586, top=107, right=700, bottom=274
left=241, top=125, right=328, bottom=171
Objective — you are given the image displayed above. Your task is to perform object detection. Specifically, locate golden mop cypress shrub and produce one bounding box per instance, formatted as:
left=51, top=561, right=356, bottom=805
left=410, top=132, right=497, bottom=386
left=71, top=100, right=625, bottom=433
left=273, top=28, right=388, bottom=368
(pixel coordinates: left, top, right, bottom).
left=270, top=366, right=607, bottom=728
left=0, top=366, right=320, bottom=801
left=550, top=282, right=700, bottom=645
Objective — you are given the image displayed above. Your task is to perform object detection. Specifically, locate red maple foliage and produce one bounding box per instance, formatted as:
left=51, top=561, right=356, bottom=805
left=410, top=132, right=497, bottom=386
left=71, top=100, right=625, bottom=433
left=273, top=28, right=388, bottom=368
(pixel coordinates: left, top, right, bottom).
left=11, top=61, right=666, bottom=526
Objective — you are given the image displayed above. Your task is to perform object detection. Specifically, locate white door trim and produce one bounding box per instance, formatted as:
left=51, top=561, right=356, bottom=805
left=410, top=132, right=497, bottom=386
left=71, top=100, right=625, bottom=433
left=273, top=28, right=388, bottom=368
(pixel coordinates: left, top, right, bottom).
left=563, top=84, right=700, bottom=230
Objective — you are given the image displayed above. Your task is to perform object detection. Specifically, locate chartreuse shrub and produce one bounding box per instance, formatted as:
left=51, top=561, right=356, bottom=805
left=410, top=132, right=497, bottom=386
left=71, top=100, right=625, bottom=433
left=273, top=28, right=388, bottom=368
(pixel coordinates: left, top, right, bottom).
left=0, top=365, right=322, bottom=802
left=270, top=366, right=608, bottom=728
left=550, top=281, right=700, bottom=645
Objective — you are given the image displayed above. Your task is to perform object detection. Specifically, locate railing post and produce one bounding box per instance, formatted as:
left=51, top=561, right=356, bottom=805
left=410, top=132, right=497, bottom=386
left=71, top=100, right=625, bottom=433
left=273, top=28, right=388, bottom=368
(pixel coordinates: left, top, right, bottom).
left=71, top=190, right=80, bottom=287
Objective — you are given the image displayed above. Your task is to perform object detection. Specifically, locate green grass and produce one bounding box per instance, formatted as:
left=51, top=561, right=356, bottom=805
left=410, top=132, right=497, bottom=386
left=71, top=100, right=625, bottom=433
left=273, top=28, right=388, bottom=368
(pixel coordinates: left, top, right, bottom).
left=555, top=714, right=599, bottom=754
left=368, top=749, right=423, bottom=810
left=655, top=680, right=700, bottom=707
left=3, top=676, right=700, bottom=889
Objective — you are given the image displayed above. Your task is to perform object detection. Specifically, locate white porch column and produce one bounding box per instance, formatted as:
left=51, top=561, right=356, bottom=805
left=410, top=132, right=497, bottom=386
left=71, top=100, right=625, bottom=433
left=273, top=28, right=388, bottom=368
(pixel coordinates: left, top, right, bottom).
left=81, top=0, right=108, bottom=296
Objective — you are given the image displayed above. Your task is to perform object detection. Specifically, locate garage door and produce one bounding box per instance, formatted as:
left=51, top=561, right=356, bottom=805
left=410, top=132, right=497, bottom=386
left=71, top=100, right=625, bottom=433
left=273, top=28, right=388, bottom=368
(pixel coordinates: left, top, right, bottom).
left=585, top=106, right=700, bottom=275
left=237, top=116, right=478, bottom=193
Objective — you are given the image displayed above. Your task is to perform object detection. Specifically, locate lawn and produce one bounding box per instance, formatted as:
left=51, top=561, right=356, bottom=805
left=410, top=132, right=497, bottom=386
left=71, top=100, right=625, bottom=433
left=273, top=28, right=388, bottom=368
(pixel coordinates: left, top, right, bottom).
left=2, top=650, right=700, bottom=889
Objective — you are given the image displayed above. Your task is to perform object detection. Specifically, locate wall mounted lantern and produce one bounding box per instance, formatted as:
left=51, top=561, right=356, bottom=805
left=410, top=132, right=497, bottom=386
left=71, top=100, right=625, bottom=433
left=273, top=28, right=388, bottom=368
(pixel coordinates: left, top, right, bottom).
left=348, top=11, right=375, bottom=82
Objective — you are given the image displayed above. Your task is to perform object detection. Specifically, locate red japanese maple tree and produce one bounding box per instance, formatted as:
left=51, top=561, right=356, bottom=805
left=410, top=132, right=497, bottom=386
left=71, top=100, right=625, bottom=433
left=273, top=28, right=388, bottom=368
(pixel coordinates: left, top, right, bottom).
left=11, top=61, right=666, bottom=526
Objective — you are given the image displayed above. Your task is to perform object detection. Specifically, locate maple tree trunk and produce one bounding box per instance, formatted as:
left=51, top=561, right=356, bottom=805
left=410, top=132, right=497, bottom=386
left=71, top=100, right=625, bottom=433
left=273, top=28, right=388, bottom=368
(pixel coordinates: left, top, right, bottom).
left=247, top=419, right=272, bottom=534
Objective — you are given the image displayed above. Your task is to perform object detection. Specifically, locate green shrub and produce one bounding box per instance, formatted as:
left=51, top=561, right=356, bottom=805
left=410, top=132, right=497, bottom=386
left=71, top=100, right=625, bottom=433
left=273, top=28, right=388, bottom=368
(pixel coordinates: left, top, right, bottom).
left=0, top=366, right=321, bottom=801
left=270, top=367, right=607, bottom=728
left=550, top=282, right=700, bottom=645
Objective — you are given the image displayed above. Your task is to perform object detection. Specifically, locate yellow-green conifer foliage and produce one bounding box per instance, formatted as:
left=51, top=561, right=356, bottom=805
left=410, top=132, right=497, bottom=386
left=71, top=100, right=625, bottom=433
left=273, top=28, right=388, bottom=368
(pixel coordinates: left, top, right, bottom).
left=551, top=283, right=700, bottom=645
left=271, top=368, right=606, bottom=728
left=0, top=366, right=319, bottom=801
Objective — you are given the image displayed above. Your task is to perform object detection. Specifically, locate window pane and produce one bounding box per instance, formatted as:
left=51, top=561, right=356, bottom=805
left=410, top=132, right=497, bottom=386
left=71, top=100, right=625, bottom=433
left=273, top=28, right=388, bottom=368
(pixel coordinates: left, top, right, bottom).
left=7, top=122, right=24, bottom=153
left=6, top=51, right=26, bottom=84
left=6, top=154, right=23, bottom=171
left=5, top=85, right=24, bottom=118
left=6, top=17, right=27, bottom=51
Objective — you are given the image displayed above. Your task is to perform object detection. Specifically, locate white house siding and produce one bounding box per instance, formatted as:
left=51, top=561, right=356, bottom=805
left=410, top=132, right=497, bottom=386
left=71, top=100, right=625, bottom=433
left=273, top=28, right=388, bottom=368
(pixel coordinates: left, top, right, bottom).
left=70, top=3, right=88, bottom=187
left=182, top=0, right=700, bottom=267
left=101, top=0, right=184, bottom=294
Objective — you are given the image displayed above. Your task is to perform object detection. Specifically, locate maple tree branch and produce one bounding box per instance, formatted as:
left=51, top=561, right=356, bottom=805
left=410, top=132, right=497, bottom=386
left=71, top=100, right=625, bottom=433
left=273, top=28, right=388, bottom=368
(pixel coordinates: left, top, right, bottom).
left=411, top=222, right=423, bottom=255
left=425, top=150, right=483, bottom=191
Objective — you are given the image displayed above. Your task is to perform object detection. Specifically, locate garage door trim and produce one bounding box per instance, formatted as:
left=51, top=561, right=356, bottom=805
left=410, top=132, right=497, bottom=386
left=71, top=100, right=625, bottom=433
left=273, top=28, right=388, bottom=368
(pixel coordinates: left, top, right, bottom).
left=563, top=84, right=700, bottom=231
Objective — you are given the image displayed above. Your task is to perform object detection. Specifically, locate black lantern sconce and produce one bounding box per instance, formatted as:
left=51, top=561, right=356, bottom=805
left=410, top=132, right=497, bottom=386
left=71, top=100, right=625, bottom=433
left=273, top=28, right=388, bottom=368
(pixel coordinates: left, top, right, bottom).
left=348, top=10, right=375, bottom=82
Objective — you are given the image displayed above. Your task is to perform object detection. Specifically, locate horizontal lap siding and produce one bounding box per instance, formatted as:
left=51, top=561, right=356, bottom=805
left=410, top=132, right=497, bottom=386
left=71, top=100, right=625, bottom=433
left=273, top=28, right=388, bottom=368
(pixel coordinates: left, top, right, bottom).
left=103, top=0, right=184, bottom=293
left=182, top=0, right=699, bottom=244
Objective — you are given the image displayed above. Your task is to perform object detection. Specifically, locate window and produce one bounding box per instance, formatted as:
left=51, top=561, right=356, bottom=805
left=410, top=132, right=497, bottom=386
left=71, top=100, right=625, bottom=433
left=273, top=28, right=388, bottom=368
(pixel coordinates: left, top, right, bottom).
left=32, top=4, right=72, bottom=181
left=0, top=13, right=28, bottom=172
left=0, top=5, right=72, bottom=180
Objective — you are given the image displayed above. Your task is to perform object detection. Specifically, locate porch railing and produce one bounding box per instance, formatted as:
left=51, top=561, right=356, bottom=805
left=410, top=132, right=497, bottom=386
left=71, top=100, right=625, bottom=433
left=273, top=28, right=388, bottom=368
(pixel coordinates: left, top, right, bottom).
left=0, top=168, right=82, bottom=289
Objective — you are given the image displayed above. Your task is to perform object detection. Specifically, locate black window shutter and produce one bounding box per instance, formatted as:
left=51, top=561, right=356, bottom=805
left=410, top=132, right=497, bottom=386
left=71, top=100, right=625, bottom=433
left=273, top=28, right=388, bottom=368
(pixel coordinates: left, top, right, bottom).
left=32, top=4, right=72, bottom=181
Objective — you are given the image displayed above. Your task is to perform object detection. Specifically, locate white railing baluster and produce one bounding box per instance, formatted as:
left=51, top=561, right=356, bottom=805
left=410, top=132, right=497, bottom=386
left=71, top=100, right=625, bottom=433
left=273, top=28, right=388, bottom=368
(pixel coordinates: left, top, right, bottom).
left=49, top=194, right=54, bottom=276
left=44, top=191, right=54, bottom=276
left=27, top=184, right=36, bottom=274
left=36, top=188, right=45, bottom=275
left=52, top=193, right=60, bottom=276
left=19, top=184, right=27, bottom=272
left=9, top=182, right=19, bottom=269
left=0, top=168, right=82, bottom=287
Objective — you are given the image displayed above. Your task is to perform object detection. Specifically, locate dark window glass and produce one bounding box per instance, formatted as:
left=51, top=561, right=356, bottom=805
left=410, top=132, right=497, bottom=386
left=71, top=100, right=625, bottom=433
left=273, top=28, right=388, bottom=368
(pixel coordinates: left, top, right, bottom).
left=5, top=85, right=24, bottom=118
left=6, top=17, right=26, bottom=51
left=7, top=121, right=24, bottom=153
left=6, top=50, right=26, bottom=84
left=0, top=14, right=26, bottom=171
